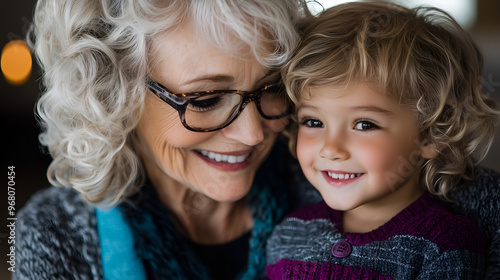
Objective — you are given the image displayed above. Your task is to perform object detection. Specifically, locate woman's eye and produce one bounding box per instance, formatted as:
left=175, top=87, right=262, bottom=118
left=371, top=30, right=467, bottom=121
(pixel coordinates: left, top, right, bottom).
left=188, top=95, right=222, bottom=112
left=300, top=118, right=324, bottom=128
left=354, top=120, right=379, bottom=131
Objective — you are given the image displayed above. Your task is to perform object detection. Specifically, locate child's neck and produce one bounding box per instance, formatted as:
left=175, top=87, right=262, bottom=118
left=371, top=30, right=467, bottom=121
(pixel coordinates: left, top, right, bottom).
left=342, top=182, right=424, bottom=233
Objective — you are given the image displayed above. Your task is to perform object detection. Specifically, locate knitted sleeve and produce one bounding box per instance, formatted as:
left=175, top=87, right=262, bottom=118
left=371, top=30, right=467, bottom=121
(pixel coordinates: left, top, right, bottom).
left=14, top=186, right=102, bottom=280
left=446, top=168, right=500, bottom=279
left=417, top=251, right=484, bottom=279
left=415, top=213, right=486, bottom=279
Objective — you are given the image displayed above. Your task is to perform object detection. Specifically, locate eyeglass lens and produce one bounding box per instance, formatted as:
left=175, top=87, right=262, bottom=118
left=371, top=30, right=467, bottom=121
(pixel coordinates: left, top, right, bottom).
left=185, top=84, right=289, bottom=131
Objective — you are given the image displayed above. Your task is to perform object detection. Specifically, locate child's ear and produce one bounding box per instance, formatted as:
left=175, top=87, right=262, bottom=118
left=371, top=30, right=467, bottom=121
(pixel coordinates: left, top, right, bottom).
left=420, top=141, right=439, bottom=159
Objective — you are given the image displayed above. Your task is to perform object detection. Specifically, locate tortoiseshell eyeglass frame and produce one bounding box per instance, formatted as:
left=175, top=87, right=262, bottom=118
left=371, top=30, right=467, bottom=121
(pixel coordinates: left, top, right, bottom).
left=145, top=78, right=291, bottom=132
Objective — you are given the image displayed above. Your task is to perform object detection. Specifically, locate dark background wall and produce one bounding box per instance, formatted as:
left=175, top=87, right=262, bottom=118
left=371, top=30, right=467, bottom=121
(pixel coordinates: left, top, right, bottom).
left=1, top=1, right=52, bottom=279
left=0, top=0, right=498, bottom=279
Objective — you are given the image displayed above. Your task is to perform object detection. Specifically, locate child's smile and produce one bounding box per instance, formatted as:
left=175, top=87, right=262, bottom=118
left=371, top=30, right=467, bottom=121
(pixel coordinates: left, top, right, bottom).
left=321, top=170, right=364, bottom=187
left=296, top=82, right=436, bottom=224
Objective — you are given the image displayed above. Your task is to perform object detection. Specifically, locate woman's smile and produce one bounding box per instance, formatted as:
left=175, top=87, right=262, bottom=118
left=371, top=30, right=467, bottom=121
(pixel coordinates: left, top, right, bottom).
left=195, top=149, right=253, bottom=171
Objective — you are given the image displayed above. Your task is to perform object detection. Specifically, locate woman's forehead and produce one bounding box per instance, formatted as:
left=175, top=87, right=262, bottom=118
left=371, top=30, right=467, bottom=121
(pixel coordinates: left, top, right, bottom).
left=149, top=22, right=268, bottom=92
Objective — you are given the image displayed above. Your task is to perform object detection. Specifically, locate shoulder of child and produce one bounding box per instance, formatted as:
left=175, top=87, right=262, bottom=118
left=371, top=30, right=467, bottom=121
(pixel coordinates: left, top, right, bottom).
left=443, top=167, right=500, bottom=278
left=446, top=167, right=500, bottom=230
left=401, top=193, right=486, bottom=255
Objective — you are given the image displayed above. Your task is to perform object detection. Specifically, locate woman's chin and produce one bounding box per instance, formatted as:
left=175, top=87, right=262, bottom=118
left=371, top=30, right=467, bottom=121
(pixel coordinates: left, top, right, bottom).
left=202, top=184, right=253, bottom=203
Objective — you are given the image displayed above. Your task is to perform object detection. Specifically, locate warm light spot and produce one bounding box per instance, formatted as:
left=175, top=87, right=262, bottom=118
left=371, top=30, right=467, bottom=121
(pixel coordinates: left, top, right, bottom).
left=1, top=40, right=32, bottom=86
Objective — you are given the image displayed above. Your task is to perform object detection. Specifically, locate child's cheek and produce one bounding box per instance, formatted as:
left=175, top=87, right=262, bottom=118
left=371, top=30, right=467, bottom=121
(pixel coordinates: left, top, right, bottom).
left=296, top=129, right=319, bottom=173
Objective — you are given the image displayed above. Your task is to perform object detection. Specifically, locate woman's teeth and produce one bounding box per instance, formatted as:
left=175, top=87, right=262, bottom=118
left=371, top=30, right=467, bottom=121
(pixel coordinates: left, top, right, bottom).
left=199, top=150, right=249, bottom=163
left=327, top=172, right=362, bottom=180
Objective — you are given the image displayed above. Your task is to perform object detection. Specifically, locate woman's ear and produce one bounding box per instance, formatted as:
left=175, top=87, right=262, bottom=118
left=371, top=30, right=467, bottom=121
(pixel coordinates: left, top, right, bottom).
left=420, top=141, right=439, bottom=159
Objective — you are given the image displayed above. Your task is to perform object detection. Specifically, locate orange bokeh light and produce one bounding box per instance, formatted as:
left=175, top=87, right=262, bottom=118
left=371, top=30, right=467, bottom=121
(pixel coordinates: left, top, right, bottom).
left=1, top=40, right=32, bottom=86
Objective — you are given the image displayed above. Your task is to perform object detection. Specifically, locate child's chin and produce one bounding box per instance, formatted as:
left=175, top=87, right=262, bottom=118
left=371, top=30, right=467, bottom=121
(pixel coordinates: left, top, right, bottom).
left=323, top=197, right=357, bottom=211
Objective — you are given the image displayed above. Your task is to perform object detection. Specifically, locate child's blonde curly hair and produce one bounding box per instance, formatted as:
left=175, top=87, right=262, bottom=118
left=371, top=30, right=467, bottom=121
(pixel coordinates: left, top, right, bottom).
left=283, top=1, right=499, bottom=200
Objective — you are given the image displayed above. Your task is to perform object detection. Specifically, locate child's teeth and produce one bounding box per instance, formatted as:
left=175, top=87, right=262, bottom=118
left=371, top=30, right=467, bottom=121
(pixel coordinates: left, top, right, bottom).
left=327, top=172, right=360, bottom=180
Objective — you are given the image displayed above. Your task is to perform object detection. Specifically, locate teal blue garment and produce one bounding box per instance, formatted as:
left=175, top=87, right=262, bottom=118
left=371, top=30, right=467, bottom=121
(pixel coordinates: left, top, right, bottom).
left=96, top=206, right=146, bottom=280
left=95, top=140, right=291, bottom=279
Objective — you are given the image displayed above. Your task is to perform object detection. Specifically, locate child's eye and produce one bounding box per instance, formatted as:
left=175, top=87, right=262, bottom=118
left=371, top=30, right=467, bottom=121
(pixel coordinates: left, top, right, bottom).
left=354, top=120, right=379, bottom=131
left=300, top=118, right=324, bottom=128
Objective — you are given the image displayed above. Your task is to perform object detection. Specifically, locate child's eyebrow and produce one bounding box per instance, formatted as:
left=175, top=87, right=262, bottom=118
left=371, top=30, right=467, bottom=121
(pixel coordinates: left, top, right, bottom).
left=351, top=106, right=393, bottom=115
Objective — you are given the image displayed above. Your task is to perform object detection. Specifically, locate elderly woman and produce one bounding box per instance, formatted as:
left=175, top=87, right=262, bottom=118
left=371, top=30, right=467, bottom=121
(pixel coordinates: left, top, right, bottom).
left=16, top=0, right=312, bottom=279
left=16, top=0, right=500, bottom=279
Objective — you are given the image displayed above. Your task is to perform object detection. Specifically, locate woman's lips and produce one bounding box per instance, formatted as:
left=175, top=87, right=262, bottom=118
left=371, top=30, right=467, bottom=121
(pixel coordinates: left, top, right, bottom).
left=195, top=149, right=252, bottom=171
left=321, top=170, right=364, bottom=187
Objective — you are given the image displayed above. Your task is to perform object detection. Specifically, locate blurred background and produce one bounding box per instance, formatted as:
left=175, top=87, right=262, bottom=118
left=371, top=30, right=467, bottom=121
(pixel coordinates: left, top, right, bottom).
left=0, top=0, right=498, bottom=279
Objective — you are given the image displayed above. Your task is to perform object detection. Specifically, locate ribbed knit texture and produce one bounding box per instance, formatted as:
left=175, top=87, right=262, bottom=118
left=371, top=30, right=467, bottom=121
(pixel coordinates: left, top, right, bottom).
left=15, top=164, right=500, bottom=279
left=15, top=186, right=102, bottom=279
left=444, top=168, right=500, bottom=279
left=266, top=193, right=486, bottom=279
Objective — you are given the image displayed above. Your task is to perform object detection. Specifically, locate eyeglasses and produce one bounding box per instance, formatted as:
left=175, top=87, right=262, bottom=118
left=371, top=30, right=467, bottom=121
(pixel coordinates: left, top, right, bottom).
left=146, top=78, right=292, bottom=132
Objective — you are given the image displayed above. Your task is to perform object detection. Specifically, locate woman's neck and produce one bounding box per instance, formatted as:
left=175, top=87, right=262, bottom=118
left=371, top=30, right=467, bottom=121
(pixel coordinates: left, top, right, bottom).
left=144, top=160, right=253, bottom=245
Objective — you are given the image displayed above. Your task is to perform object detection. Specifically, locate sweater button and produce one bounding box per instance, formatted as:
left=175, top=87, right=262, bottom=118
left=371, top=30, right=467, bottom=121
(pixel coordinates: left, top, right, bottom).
left=331, top=240, right=352, bottom=258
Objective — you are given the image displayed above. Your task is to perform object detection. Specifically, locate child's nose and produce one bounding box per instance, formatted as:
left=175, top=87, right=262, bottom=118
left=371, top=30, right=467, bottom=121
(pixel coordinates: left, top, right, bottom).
left=319, top=132, right=350, bottom=161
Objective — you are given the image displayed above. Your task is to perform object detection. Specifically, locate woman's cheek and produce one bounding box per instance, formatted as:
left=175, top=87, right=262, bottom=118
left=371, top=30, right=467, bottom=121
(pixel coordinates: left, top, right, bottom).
left=139, top=94, right=210, bottom=148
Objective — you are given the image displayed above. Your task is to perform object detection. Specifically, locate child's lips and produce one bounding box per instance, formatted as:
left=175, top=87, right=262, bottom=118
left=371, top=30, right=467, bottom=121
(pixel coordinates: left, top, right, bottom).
left=321, top=170, right=364, bottom=186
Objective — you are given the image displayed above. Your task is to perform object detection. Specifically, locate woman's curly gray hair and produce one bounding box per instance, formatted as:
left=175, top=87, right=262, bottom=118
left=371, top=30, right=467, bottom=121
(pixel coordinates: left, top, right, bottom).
left=30, top=0, right=309, bottom=206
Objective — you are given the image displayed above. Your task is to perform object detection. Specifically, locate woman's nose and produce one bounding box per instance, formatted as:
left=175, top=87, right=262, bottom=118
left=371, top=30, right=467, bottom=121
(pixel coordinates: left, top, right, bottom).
left=221, top=102, right=265, bottom=145
left=319, top=132, right=350, bottom=161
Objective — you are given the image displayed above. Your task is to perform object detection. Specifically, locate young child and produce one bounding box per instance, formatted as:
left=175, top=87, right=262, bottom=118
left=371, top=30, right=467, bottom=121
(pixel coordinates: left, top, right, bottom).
left=266, top=2, right=499, bottom=279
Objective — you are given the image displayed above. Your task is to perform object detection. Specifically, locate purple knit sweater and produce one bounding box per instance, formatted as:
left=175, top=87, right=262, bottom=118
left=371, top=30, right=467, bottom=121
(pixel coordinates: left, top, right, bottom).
left=265, top=193, right=486, bottom=279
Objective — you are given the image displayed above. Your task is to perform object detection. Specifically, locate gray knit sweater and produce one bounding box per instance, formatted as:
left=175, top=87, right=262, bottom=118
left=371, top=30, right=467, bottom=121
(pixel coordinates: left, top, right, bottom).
left=15, top=167, right=500, bottom=279
left=266, top=193, right=485, bottom=279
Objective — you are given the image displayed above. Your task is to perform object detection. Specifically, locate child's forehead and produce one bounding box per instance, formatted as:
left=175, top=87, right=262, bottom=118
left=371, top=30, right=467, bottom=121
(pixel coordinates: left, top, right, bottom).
left=300, top=82, right=383, bottom=99
left=297, top=81, right=413, bottom=110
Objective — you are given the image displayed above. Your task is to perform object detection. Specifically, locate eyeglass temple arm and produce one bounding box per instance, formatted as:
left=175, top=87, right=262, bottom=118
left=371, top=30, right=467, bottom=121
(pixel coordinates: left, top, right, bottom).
left=146, top=79, right=191, bottom=109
